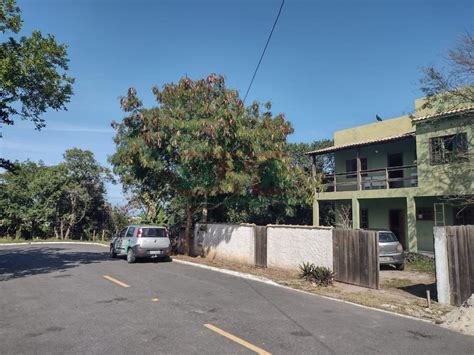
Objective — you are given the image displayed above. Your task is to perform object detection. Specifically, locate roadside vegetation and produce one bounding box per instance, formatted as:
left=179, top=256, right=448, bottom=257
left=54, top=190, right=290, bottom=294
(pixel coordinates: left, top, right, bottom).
left=405, top=253, right=436, bottom=273
left=109, top=74, right=334, bottom=253
left=0, top=149, right=128, bottom=241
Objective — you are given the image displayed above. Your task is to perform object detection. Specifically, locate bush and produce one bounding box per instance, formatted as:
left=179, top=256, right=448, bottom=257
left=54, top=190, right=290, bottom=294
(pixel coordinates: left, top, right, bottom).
left=299, top=262, right=335, bottom=287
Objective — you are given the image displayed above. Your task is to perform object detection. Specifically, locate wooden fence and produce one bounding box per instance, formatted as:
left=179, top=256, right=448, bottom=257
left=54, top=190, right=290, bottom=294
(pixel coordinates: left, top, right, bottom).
left=333, top=229, right=379, bottom=289
left=445, top=225, right=474, bottom=306
left=254, top=226, right=267, bottom=268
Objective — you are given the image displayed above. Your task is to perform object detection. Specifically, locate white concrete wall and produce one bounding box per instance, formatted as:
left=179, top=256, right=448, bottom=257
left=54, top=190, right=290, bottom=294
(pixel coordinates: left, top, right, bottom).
left=194, top=223, right=255, bottom=265
left=267, top=225, right=333, bottom=270
left=434, top=227, right=451, bottom=305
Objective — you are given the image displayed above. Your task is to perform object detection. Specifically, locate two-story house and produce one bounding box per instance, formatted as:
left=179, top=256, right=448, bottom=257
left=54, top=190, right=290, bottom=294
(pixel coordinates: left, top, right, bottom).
left=309, top=99, right=473, bottom=252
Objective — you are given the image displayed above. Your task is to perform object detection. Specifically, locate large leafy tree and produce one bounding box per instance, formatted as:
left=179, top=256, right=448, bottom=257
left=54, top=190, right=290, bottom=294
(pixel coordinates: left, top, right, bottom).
left=0, top=0, right=74, bottom=169
left=110, top=74, right=294, bottom=253
left=211, top=140, right=334, bottom=225
left=0, top=149, right=115, bottom=239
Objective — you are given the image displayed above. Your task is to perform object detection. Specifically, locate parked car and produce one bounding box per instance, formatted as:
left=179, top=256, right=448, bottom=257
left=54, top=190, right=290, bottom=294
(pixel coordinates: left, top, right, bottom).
left=110, top=225, right=171, bottom=263
left=376, top=230, right=405, bottom=270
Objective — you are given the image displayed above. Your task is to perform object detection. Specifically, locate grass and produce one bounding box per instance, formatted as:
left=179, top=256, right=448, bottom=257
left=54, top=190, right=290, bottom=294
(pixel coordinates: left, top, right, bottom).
left=0, top=237, right=109, bottom=245
left=405, top=254, right=435, bottom=273
left=381, top=278, right=413, bottom=289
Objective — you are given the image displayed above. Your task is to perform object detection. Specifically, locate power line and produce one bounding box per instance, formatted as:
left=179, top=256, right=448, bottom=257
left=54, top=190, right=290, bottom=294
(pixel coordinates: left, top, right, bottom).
left=243, top=0, right=285, bottom=104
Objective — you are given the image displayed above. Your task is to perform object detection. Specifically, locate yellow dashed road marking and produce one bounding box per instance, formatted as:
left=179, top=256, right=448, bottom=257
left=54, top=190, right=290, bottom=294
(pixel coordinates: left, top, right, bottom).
left=103, top=275, right=130, bottom=288
left=204, top=323, right=271, bottom=355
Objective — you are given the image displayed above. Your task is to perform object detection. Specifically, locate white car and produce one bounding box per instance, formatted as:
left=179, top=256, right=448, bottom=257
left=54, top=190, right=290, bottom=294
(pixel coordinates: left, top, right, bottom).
left=109, top=225, right=171, bottom=263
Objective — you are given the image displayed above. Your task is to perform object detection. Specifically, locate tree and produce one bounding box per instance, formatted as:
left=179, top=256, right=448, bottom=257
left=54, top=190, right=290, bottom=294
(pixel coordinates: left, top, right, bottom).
left=0, top=149, right=113, bottom=240
left=0, top=0, right=74, bottom=169
left=417, top=31, right=474, bottom=211
left=418, top=30, right=474, bottom=113
left=209, top=140, right=334, bottom=225
left=110, top=74, right=293, bottom=254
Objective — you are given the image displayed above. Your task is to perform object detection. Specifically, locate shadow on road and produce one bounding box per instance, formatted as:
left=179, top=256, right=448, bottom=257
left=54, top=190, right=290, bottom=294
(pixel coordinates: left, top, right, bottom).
left=0, top=246, right=111, bottom=281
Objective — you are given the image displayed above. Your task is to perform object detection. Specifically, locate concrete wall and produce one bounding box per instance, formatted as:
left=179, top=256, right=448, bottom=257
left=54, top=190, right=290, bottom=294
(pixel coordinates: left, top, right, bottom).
left=266, top=225, right=333, bottom=270
left=434, top=227, right=451, bottom=305
left=194, top=223, right=255, bottom=265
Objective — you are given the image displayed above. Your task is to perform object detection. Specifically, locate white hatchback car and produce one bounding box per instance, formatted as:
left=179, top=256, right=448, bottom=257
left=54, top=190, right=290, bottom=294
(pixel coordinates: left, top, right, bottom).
left=110, top=225, right=171, bottom=263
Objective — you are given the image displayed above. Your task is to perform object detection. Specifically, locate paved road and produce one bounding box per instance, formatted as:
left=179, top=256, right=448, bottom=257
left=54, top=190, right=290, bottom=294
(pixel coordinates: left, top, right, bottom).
left=0, top=244, right=472, bottom=354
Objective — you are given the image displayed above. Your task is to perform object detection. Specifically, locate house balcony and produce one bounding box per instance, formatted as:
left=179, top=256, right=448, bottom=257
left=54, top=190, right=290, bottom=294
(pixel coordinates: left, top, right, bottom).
left=322, top=164, right=418, bottom=192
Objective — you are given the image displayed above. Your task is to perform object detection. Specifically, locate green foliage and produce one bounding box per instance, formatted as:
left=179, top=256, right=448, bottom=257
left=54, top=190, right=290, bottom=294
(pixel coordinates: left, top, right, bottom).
left=405, top=253, right=435, bottom=273
left=0, top=0, right=74, bottom=132
left=110, top=74, right=295, bottom=247
left=209, top=139, right=334, bottom=225
left=299, top=262, right=335, bottom=287
left=0, top=149, right=125, bottom=240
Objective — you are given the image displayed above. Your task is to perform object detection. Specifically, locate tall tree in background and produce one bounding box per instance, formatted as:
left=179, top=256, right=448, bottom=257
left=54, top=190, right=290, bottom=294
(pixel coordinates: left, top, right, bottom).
left=110, top=74, right=294, bottom=254
left=0, top=149, right=118, bottom=239
left=418, top=30, right=474, bottom=112
left=211, top=140, right=334, bottom=225
left=0, top=0, right=74, bottom=169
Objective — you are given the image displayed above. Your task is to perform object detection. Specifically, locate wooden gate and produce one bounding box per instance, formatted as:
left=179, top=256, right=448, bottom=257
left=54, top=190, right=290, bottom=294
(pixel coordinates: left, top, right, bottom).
left=333, top=229, right=379, bottom=289
left=446, top=225, right=474, bottom=306
left=254, top=226, right=267, bottom=268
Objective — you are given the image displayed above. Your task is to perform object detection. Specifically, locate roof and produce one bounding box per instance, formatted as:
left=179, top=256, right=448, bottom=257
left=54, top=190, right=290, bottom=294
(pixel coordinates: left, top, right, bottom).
left=412, top=106, right=474, bottom=123
left=306, top=132, right=415, bottom=156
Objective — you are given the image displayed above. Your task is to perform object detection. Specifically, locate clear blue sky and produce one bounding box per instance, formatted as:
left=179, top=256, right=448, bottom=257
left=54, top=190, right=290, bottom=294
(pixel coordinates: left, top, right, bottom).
left=2, top=0, right=473, bottom=203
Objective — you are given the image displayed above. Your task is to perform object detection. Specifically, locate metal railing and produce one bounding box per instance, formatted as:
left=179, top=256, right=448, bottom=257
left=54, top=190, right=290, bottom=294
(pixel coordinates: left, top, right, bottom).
left=322, top=165, right=418, bottom=192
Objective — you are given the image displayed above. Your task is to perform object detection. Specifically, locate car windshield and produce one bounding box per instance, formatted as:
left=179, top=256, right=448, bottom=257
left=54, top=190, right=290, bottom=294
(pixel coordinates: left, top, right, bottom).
left=141, top=228, right=166, bottom=238
left=379, top=232, right=398, bottom=243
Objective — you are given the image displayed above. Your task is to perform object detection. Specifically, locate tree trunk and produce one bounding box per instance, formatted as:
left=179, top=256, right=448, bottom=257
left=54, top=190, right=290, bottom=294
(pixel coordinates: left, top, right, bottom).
left=184, top=203, right=194, bottom=256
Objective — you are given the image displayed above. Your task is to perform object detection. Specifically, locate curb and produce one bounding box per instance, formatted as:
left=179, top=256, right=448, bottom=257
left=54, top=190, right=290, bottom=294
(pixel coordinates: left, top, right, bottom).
left=0, top=242, right=109, bottom=247
left=173, top=258, right=433, bottom=324
left=173, top=259, right=280, bottom=287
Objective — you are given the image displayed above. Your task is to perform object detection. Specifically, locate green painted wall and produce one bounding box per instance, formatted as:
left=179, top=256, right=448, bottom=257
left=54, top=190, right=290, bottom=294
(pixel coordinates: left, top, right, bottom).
left=334, top=139, right=417, bottom=191
left=413, top=197, right=455, bottom=252
left=313, top=102, right=473, bottom=253
left=334, top=115, right=413, bottom=146
left=415, top=114, right=474, bottom=196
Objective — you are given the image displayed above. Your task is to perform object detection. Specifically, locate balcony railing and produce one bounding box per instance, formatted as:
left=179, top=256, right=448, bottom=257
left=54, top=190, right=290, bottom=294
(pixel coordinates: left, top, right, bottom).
left=322, top=164, right=418, bottom=192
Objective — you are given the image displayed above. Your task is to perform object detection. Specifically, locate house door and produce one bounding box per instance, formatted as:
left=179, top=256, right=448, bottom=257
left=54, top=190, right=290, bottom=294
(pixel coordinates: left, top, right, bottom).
left=389, top=209, right=406, bottom=248
left=388, top=153, right=403, bottom=188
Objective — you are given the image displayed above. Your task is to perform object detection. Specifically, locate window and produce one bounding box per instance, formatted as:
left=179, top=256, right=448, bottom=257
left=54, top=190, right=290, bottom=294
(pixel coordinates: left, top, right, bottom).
left=416, top=207, right=434, bottom=221
left=126, top=227, right=135, bottom=238
left=454, top=206, right=474, bottom=225
left=430, top=133, right=468, bottom=165
left=379, top=232, right=398, bottom=243
left=346, top=158, right=367, bottom=178
left=119, top=228, right=127, bottom=238
left=360, top=209, right=369, bottom=228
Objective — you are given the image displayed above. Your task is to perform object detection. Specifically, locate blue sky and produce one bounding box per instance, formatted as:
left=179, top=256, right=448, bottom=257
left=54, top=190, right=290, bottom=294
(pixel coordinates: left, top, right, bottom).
left=2, top=0, right=473, bottom=203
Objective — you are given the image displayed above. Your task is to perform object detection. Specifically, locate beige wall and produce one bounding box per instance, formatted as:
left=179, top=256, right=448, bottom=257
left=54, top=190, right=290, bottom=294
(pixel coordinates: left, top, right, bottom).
left=334, top=116, right=413, bottom=146
left=266, top=225, right=333, bottom=270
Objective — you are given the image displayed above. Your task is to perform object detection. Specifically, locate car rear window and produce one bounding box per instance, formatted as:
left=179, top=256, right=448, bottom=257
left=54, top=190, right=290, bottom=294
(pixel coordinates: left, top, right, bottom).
left=379, top=232, right=398, bottom=243
left=141, top=228, right=166, bottom=238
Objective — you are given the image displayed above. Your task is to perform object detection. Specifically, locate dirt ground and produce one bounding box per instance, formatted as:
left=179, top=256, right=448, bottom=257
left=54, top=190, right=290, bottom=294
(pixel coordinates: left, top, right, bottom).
left=174, top=255, right=453, bottom=322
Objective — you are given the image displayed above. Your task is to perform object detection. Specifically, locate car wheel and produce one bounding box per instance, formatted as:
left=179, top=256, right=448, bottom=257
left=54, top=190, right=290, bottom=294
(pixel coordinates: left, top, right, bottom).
left=109, top=245, right=116, bottom=258
left=127, top=248, right=136, bottom=264
left=396, top=263, right=405, bottom=271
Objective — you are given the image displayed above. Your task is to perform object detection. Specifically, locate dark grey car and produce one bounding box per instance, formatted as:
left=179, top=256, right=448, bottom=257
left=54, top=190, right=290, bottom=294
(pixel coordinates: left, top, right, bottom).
left=377, top=230, right=405, bottom=270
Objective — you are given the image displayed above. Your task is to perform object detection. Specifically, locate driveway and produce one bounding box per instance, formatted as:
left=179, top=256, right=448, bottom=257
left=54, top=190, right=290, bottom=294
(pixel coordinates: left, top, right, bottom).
left=0, top=244, right=473, bottom=354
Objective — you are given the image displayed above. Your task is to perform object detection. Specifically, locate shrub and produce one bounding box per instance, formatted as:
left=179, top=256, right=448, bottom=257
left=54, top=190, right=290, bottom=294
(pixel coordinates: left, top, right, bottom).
left=299, top=262, right=335, bottom=287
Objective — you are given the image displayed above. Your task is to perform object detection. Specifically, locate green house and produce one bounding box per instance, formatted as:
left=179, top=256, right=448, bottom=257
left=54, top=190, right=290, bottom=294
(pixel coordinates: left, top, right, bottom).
left=309, top=99, right=473, bottom=253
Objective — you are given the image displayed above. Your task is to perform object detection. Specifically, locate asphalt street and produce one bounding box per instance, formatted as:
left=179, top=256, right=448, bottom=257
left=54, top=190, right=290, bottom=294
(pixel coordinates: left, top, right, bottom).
left=0, top=244, right=473, bottom=354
